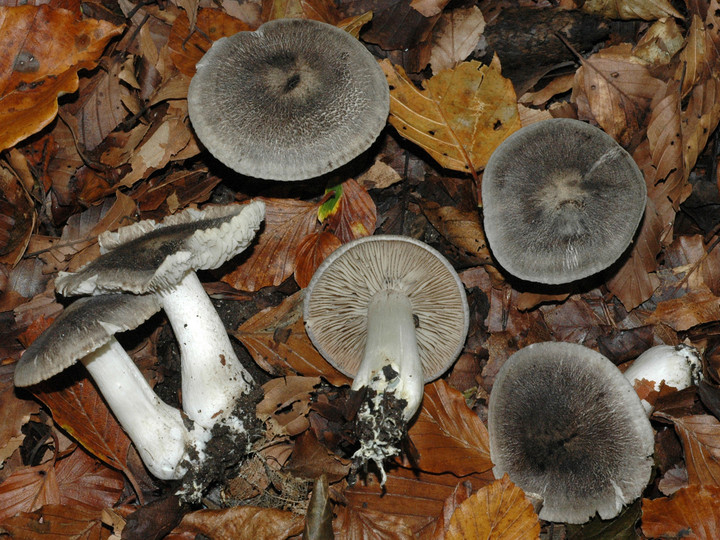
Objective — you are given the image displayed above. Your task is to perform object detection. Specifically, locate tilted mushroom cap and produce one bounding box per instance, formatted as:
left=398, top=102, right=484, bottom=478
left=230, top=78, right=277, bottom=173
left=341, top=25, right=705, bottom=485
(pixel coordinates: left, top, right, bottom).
left=14, top=294, right=160, bottom=386
left=303, top=235, right=469, bottom=381
left=187, top=18, right=389, bottom=181
left=488, top=341, right=654, bottom=524
left=482, top=118, right=647, bottom=284
left=55, top=201, right=264, bottom=295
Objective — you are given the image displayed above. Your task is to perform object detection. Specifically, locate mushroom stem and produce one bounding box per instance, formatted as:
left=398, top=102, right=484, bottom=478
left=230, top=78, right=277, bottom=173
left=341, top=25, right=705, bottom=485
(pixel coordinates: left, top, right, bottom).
left=81, top=338, right=210, bottom=480
left=351, top=290, right=424, bottom=482
left=159, top=271, right=254, bottom=430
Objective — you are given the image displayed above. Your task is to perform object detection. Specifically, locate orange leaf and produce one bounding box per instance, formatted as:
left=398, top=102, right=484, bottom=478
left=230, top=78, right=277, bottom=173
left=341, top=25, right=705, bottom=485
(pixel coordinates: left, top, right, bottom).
left=381, top=58, right=520, bottom=174
left=0, top=461, right=59, bottom=523
left=408, top=379, right=493, bottom=476
left=175, top=505, right=304, bottom=539
left=261, top=0, right=341, bottom=24
left=233, top=290, right=349, bottom=386
left=646, top=287, right=720, bottom=331
left=446, top=475, right=540, bottom=540
left=322, top=178, right=377, bottom=243
left=222, top=197, right=319, bottom=291
left=0, top=504, right=104, bottom=539
left=642, top=485, right=720, bottom=539
left=0, top=5, right=124, bottom=151
left=293, top=231, right=341, bottom=289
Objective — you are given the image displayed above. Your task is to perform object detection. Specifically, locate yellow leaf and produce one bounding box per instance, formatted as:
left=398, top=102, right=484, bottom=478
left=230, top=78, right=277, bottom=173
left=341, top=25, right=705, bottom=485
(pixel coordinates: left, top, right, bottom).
left=381, top=58, right=520, bottom=174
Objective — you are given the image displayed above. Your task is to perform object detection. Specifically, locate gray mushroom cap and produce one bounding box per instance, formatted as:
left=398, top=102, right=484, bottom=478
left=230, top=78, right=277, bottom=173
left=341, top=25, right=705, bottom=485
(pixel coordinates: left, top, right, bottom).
left=55, top=202, right=264, bottom=296
left=187, top=18, right=389, bottom=181
left=303, top=235, right=469, bottom=382
left=14, top=294, right=161, bottom=387
left=488, top=341, right=654, bottom=524
left=482, top=118, right=647, bottom=284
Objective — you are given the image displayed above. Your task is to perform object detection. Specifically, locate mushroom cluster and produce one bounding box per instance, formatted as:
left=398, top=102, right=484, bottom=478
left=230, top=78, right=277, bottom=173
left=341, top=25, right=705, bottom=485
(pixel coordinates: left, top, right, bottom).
left=303, top=235, right=469, bottom=482
left=482, top=118, right=647, bottom=284
left=15, top=201, right=265, bottom=499
left=488, top=342, right=655, bottom=524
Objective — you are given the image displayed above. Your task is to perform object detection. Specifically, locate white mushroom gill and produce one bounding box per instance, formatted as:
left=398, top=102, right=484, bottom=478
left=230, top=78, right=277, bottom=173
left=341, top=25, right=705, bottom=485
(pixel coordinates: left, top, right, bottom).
left=82, top=339, right=210, bottom=480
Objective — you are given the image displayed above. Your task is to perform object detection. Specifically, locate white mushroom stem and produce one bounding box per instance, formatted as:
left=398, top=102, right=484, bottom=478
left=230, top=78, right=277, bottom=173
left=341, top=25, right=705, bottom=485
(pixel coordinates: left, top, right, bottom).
left=81, top=338, right=210, bottom=480
left=351, top=290, right=424, bottom=483
left=159, top=271, right=254, bottom=431
left=624, top=344, right=703, bottom=415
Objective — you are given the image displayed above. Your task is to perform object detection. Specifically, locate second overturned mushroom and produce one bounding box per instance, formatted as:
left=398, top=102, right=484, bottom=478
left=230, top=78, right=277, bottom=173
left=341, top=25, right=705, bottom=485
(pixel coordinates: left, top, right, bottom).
left=303, top=235, right=469, bottom=482
left=55, top=202, right=265, bottom=433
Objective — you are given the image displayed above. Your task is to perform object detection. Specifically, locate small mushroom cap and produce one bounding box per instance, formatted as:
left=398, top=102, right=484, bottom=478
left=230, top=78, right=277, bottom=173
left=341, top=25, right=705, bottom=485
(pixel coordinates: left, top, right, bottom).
left=488, top=342, right=654, bottom=524
left=55, top=201, right=264, bottom=296
left=482, top=118, right=647, bottom=284
left=187, top=18, right=389, bottom=181
left=303, top=235, right=469, bottom=382
left=14, top=294, right=161, bottom=387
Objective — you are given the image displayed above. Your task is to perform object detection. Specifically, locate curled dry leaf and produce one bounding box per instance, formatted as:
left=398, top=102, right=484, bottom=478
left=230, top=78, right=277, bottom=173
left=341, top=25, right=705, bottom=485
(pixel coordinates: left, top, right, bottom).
left=446, top=474, right=540, bottom=540
left=257, top=375, right=320, bottom=437
left=294, top=231, right=342, bottom=289
left=175, top=505, right=304, bottom=540
left=673, top=15, right=709, bottom=98
left=381, top=58, right=521, bottom=174
left=646, top=286, right=720, bottom=331
left=642, top=485, right=720, bottom=539
left=303, top=474, right=334, bottom=540
left=429, top=6, right=486, bottom=75
left=0, top=5, right=124, bottom=152
left=318, top=178, right=377, bottom=243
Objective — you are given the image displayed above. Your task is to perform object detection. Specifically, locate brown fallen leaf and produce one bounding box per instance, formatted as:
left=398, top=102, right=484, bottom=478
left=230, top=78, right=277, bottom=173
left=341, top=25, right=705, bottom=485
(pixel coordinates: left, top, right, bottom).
left=172, top=505, right=304, bottom=540
left=582, top=0, right=682, bottom=20
left=0, top=504, right=104, bottom=539
left=303, top=474, right=334, bottom=540
left=632, top=18, right=684, bottom=67
left=233, top=290, right=350, bottom=386
left=663, top=235, right=720, bottom=296
left=258, top=375, right=319, bottom=437
left=0, top=166, right=34, bottom=266
left=319, top=178, right=377, bottom=243
left=381, top=58, right=521, bottom=176
left=646, top=286, right=720, bottom=331
left=429, top=6, right=485, bottom=75
left=408, top=379, right=493, bottom=476
left=334, top=505, right=416, bottom=540
left=420, top=200, right=492, bottom=266
left=642, top=484, right=720, bottom=539
left=262, top=0, right=341, bottom=24
left=294, top=231, right=342, bottom=289
left=446, top=474, right=541, bottom=540
left=0, top=5, right=124, bottom=152
left=222, top=197, right=320, bottom=292
left=674, top=15, right=710, bottom=98
left=285, top=430, right=351, bottom=482
left=424, top=481, right=472, bottom=540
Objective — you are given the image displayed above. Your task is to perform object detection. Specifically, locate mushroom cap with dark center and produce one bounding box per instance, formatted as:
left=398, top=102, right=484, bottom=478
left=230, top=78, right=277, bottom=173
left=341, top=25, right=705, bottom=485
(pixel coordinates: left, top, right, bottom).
left=14, top=294, right=161, bottom=387
left=303, top=235, right=469, bottom=381
left=187, top=18, right=389, bottom=181
left=55, top=202, right=264, bottom=295
left=482, top=118, right=647, bottom=284
left=488, top=341, right=654, bottom=524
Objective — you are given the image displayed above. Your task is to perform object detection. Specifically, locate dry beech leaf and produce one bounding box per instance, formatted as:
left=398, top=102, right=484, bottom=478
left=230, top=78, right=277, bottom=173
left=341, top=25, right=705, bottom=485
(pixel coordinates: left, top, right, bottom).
left=664, top=234, right=720, bottom=296
left=633, top=18, right=685, bottom=66
left=285, top=430, right=351, bottom=482
left=257, top=375, right=319, bottom=437
left=175, top=505, right=304, bottom=540
left=168, top=8, right=252, bottom=78
left=0, top=504, right=104, bottom=539
left=304, top=474, right=334, bottom=540
left=582, top=0, right=682, bottom=20
left=425, top=482, right=473, bottom=540
left=334, top=505, right=415, bottom=540
left=0, top=167, right=34, bottom=266
left=646, top=286, right=720, bottom=331
left=571, top=43, right=664, bottom=147
left=408, top=379, right=493, bottom=476
left=0, top=5, right=124, bottom=151
left=0, top=364, right=39, bottom=451
left=0, top=460, right=58, bottom=522
left=381, top=58, right=521, bottom=174
left=222, top=197, right=319, bottom=291
left=233, top=290, right=350, bottom=386
left=642, top=485, right=720, bottom=539
left=446, top=475, right=540, bottom=540
left=682, top=77, right=720, bottom=179
left=261, top=0, right=341, bottom=24
left=337, top=11, right=373, bottom=38
left=294, top=231, right=342, bottom=289
left=674, top=15, right=709, bottom=98
left=410, top=0, right=450, bottom=18
left=319, top=178, right=377, bottom=243
left=429, top=6, right=486, bottom=75
left=654, top=413, right=720, bottom=487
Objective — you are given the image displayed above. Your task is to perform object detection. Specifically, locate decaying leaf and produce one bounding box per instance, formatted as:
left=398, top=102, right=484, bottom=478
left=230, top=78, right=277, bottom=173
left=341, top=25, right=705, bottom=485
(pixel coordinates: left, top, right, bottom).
left=303, top=474, right=334, bottom=540
left=0, top=5, right=124, bottom=151
left=0, top=504, right=105, bottom=539
left=445, top=474, right=541, bottom=540
left=294, top=231, right=342, bottom=289
left=429, top=6, right=485, bottom=75
left=174, top=505, right=304, bottom=539
left=0, top=166, right=34, bottom=266
left=582, top=0, right=682, bottom=21
left=642, top=485, right=720, bottom=539
left=261, top=0, right=341, bottom=24
left=319, top=178, right=377, bottom=243
left=381, top=58, right=521, bottom=174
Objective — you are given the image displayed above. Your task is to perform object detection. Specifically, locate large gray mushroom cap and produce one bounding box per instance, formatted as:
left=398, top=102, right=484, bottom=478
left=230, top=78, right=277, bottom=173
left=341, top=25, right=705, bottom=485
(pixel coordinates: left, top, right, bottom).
left=55, top=201, right=264, bottom=295
left=187, top=18, right=389, bottom=181
left=482, top=118, right=647, bottom=284
left=303, top=235, right=469, bottom=382
left=488, top=341, right=654, bottom=524
left=14, top=294, right=161, bottom=387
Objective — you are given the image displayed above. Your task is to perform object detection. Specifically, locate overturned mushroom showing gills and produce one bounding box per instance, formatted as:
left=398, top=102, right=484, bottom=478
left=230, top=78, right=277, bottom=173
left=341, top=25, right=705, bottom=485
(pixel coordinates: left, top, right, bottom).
left=55, top=202, right=265, bottom=432
left=482, top=118, right=647, bottom=284
left=14, top=294, right=210, bottom=481
left=303, top=235, right=469, bottom=481
left=187, top=18, right=389, bottom=181
left=488, top=342, right=654, bottom=524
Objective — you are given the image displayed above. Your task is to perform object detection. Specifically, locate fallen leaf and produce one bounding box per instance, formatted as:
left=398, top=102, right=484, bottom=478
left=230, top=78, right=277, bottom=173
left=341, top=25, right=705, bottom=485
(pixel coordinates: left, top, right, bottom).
left=175, top=505, right=304, bottom=540
left=0, top=166, right=34, bottom=266
left=381, top=58, right=521, bottom=174
left=564, top=500, right=642, bottom=539
left=334, top=505, right=415, bottom=540
left=0, top=459, right=58, bottom=522
left=424, top=481, right=472, bottom=540
left=446, top=474, right=540, bottom=540
left=0, top=5, right=124, bottom=151
left=53, top=448, right=125, bottom=511
left=319, top=178, right=377, bottom=243
left=0, top=365, right=39, bottom=456
left=410, top=0, right=450, bottom=18
left=233, top=290, right=350, bottom=386
left=285, top=430, right=351, bottom=482
left=408, top=380, right=493, bottom=476
left=429, top=6, right=485, bottom=75
left=258, top=375, right=319, bottom=436
left=261, top=0, right=341, bottom=24
left=642, top=485, right=720, bottom=539
left=664, top=235, right=720, bottom=296
left=646, top=286, right=720, bottom=331
left=0, top=504, right=104, bottom=539
left=222, top=198, right=319, bottom=291
left=304, top=475, right=334, bottom=540
left=294, top=231, right=342, bottom=289
left=582, top=0, right=682, bottom=20
left=633, top=18, right=685, bottom=66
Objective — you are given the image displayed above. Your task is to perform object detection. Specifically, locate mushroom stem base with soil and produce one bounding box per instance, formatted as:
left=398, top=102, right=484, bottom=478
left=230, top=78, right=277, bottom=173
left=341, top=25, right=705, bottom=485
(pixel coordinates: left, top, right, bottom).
left=351, top=290, right=423, bottom=484
left=82, top=338, right=210, bottom=481
left=159, top=271, right=254, bottom=432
